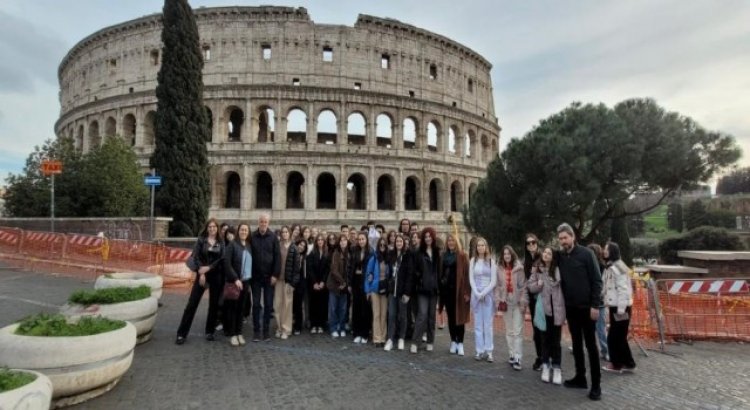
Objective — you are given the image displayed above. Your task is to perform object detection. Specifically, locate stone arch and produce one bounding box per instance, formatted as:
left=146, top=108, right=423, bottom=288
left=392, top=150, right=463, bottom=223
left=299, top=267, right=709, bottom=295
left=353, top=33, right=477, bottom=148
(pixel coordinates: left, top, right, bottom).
left=450, top=180, right=464, bottom=212
left=286, top=171, right=305, bottom=209
left=347, top=173, right=366, bottom=210
left=76, top=125, right=84, bottom=151
left=429, top=178, right=444, bottom=211
left=465, top=130, right=476, bottom=158
left=376, top=113, right=393, bottom=148
left=481, top=134, right=490, bottom=162
left=225, top=171, right=241, bottom=209
left=403, top=117, right=418, bottom=149
left=144, top=111, right=156, bottom=146
left=404, top=175, right=422, bottom=211
left=347, top=112, right=366, bottom=145
left=123, top=113, right=136, bottom=146
left=317, top=172, right=336, bottom=209
left=225, top=105, right=243, bottom=142
left=257, top=106, right=275, bottom=142
left=427, top=120, right=441, bottom=152
left=491, top=138, right=498, bottom=160
left=88, top=120, right=101, bottom=150
left=255, top=171, right=273, bottom=209
left=316, top=109, right=337, bottom=144
left=104, top=116, right=117, bottom=138
left=204, top=106, right=213, bottom=142
left=287, top=107, right=307, bottom=143
left=448, top=125, right=459, bottom=155
left=377, top=174, right=396, bottom=210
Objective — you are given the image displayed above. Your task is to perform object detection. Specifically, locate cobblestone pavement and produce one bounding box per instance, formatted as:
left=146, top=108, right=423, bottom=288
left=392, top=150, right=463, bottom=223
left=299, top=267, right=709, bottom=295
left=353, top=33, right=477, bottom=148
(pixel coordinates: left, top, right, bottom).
left=1, top=265, right=748, bottom=409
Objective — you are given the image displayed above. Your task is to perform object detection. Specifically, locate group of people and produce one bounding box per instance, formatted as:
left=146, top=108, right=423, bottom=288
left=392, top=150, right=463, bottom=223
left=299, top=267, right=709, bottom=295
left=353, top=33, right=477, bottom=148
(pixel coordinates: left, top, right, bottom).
left=175, top=216, right=636, bottom=401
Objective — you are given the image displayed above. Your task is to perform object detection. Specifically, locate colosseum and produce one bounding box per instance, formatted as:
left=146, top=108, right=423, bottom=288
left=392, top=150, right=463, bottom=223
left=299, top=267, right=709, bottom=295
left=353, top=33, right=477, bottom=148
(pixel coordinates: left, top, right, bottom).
left=55, top=6, right=500, bottom=235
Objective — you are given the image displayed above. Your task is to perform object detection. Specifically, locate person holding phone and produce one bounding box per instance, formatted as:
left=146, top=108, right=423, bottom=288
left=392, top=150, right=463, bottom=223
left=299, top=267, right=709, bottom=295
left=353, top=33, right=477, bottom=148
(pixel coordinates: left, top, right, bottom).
left=602, top=242, right=636, bottom=373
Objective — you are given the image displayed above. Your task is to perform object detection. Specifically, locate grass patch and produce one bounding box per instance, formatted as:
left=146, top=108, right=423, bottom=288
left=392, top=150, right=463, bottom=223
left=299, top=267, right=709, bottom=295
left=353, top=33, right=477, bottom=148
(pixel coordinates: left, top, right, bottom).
left=643, top=204, right=680, bottom=241
left=68, top=285, right=150, bottom=306
left=0, top=368, right=36, bottom=393
left=15, top=314, right=126, bottom=337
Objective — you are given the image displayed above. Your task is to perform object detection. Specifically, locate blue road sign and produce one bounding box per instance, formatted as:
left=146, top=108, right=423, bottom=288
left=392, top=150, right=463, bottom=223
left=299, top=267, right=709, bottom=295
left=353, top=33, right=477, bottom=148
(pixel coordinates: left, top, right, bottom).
left=144, top=176, right=162, bottom=186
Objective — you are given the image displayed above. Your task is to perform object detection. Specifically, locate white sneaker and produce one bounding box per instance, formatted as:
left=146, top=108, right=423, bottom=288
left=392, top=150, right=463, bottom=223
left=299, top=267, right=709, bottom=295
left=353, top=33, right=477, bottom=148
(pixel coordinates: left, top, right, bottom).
left=426, top=344, right=433, bottom=352
left=457, top=343, right=465, bottom=356
left=486, top=353, right=494, bottom=363
left=541, top=364, right=551, bottom=383
left=340, top=331, right=346, bottom=337
left=361, top=338, right=368, bottom=344
left=230, top=336, right=239, bottom=346
left=552, top=367, right=562, bottom=385
left=397, top=339, right=405, bottom=350
left=450, top=341, right=457, bottom=354
left=410, top=344, right=418, bottom=354
left=384, top=340, right=393, bottom=351
left=280, top=333, right=288, bottom=340
left=237, top=335, right=246, bottom=345
left=475, top=352, right=484, bottom=361
left=354, top=336, right=362, bottom=344
left=331, top=331, right=340, bottom=338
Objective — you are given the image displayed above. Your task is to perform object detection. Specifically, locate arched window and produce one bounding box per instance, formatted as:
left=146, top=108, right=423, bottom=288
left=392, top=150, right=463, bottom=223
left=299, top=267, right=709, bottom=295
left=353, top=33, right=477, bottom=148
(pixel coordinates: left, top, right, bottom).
left=429, top=178, right=444, bottom=211
left=287, top=108, right=307, bottom=143
left=403, top=117, right=417, bottom=149
left=346, top=174, right=366, bottom=210
left=448, top=126, right=458, bottom=154
left=465, top=130, right=475, bottom=158
left=88, top=121, right=100, bottom=150
left=404, top=176, right=421, bottom=210
left=225, top=172, right=241, bottom=209
left=376, top=113, right=393, bottom=148
left=481, top=134, right=489, bottom=162
left=123, top=114, right=136, bottom=146
left=257, top=106, right=275, bottom=142
left=450, top=181, right=463, bottom=212
left=105, top=116, right=116, bottom=138
left=427, top=121, right=440, bottom=152
left=227, top=106, right=243, bottom=141
left=347, top=112, right=366, bottom=145
left=286, top=172, right=305, bottom=209
left=316, top=110, right=337, bottom=144
left=143, top=111, right=156, bottom=146
left=255, top=172, right=273, bottom=209
left=317, top=173, right=336, bottom=209
left=377, top=175, right=395, bottom=210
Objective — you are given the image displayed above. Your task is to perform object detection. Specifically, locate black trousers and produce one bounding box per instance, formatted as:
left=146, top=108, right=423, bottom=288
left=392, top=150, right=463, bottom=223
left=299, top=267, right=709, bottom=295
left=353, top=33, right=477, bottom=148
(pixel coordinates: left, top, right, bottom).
left=608, top=306, right=636, bottom=368
left=241, top=284, right=252, bottom=318
left=351, top=274, right=372, bottom=338
left=177, top=273, right=222, bottom=338
left=542, top=315, right=562, bottom=366
left=444, top=287, right=464, bottom=343
left=224, top=280, right=250, bottom=337
left=293, top=280, right=306, bottom=332
left=566, top=306, right=601, bottom=388
left=309, top=286, right=329, bottom=329
left=529, top=293, right=543, bottom=360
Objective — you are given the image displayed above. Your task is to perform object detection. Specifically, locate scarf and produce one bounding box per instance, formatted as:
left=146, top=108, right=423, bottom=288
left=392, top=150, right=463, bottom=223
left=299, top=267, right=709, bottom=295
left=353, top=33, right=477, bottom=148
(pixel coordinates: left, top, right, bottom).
left=505, top=265, right=513, bottom=294
left=443, top=250, right=456, bottom=266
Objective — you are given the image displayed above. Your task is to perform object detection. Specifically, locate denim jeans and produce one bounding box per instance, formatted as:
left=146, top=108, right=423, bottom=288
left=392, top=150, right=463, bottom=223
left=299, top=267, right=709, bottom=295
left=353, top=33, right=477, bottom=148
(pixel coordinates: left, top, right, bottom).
left=328, top=291, right=348, bottom=333
left=596, top=306, right=608, bottom=356
left=387, top=295, right=408, bottom=342
left=251, top=279, right=274, bottom=334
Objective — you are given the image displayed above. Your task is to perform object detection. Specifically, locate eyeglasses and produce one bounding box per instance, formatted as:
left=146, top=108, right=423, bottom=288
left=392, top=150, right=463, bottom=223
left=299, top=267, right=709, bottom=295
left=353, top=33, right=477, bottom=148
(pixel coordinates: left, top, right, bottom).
left=526, top=240, right=537, bottom=245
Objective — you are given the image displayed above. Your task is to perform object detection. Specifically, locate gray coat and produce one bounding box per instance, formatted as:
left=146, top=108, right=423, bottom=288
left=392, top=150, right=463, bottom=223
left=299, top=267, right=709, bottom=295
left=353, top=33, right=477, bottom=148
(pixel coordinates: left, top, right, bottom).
left=526, top=266, right=566, bottom=326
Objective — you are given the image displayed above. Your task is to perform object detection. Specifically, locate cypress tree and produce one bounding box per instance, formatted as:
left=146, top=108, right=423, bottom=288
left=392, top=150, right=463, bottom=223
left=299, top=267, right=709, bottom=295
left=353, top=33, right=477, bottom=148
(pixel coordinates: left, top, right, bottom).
left=150, top=0, right=210, bottom=236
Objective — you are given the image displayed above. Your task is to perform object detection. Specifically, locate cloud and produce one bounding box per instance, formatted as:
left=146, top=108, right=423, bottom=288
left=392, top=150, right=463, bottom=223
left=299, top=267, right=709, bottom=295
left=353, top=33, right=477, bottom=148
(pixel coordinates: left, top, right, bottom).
left=0, top=11, right=69, bottom=93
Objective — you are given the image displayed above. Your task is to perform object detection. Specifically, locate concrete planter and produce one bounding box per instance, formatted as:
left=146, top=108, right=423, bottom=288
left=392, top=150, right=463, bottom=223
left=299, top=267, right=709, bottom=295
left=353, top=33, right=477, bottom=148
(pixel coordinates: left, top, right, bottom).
left=61, top=296, right=158, bottom=344
left=95, top=272, right=163, bottom=300
left=0, top=369, right=53, bottom=410
left=0, top=322, right=136, bottom=408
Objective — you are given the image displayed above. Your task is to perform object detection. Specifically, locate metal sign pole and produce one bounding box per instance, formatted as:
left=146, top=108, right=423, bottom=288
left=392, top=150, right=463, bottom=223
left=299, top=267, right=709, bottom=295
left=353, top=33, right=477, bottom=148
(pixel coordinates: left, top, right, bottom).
left=51, top=173, right=55, bottom=233
left=150, top=169, right=156, bottom=241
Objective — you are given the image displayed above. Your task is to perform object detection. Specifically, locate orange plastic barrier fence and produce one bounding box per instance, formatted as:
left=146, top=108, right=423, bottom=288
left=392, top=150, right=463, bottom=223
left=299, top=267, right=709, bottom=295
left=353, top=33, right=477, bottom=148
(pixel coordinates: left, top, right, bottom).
left=0, top=226, right=194, bottom=289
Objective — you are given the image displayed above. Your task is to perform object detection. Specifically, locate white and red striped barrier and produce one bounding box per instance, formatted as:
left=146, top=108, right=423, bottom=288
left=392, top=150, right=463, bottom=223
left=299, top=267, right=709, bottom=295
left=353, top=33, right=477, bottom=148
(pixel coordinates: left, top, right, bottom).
left=667, top=279, right=749, bottom=294
left=67, top=234, right=103, bottom=247
left=0, top=230, right=19, bottom=245
left=166, top=248, right=192, bottom=262
left=23, top=232, right=61, bottom=242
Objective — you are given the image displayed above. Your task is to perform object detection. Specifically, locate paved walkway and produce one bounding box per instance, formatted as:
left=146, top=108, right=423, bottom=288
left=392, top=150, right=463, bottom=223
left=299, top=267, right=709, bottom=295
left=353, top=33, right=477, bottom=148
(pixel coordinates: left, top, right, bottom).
left=0, top=265, right=748, bottom=409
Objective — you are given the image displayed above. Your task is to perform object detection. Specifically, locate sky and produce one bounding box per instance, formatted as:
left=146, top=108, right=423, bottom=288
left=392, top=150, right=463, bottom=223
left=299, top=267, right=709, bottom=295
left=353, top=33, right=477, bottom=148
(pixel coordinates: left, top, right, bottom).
left=1, top=0, right=749, bottom=185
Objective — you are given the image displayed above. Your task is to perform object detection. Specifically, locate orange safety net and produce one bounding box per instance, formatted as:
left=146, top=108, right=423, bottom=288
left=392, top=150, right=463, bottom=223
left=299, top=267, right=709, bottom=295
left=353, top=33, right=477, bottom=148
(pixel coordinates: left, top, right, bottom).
left=657, top=290, right=750, bottom=342
left=0, top=226, right=194, bottom=290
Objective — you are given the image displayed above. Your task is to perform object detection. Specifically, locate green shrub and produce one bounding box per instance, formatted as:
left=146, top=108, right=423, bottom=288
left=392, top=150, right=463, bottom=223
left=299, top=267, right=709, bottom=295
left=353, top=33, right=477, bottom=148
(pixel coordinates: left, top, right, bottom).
left=631, top=238, right=660, bottom=260
left=658, top=226, right=745, bottom=264
left=15, top=314, right=126, bottom=337
left=68, top=285, right=150, bottom=306
left=0, top=368, right=36, bottom=392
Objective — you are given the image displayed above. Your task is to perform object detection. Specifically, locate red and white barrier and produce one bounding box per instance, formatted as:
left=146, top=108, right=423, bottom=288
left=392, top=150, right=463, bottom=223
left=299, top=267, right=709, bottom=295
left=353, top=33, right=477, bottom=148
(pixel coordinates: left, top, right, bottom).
left=68, top=234, right=103, bottom=247
left=0, top=230, right=19, bottom=245
left=667, top=279, right=749, bottom=294
left=24, top=232, right=60, bottom=242
left=166, top=248, right=192, bottom=262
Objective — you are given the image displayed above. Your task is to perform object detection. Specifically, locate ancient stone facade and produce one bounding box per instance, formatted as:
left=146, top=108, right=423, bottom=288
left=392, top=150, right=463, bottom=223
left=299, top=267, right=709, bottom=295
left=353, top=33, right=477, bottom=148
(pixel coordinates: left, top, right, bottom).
left=55, top=6, right=500, bottom=233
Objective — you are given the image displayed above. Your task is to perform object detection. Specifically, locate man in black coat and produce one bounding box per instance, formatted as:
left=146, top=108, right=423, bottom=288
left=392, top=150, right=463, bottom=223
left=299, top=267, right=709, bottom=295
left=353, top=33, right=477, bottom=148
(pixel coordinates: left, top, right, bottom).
left=250, top=213, right=281, bottom=341
left=557, top=222, right=603, bottom=401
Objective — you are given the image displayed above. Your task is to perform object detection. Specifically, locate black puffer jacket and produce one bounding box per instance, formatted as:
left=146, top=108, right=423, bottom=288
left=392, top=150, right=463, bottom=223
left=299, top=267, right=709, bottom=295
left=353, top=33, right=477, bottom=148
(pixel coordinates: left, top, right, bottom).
left=284, top=242, right=301, bottom=288
left=307, top=249, right=329, bottom=286
left=189, top=236, right=224, bottom=281
left=251, top=229, right=280, bottom=282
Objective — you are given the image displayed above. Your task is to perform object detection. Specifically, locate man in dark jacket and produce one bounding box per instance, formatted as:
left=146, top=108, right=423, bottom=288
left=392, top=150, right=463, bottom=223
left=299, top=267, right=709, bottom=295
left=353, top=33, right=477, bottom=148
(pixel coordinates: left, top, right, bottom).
left=557, top=223, right=603, bottom=401
left=251, top=213, right=281, bottom=341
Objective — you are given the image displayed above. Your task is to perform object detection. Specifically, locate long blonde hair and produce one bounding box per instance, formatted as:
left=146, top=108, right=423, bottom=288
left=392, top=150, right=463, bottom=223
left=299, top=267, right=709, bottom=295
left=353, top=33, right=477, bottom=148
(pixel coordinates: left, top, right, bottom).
left=471, top=237, right=492, bottom=268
